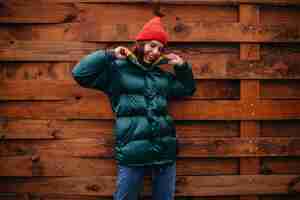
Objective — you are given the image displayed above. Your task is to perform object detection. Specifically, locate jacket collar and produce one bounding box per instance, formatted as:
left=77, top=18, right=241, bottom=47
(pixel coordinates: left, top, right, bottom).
left=126, top=50, right=169, bottom=71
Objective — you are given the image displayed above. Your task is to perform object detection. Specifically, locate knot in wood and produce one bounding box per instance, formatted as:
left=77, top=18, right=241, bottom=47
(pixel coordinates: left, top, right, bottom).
left=174, top=23, right=185, bottom=33
left=0, top=133, right=5, bottom=139
left=86, top=184, right=100, bottom=192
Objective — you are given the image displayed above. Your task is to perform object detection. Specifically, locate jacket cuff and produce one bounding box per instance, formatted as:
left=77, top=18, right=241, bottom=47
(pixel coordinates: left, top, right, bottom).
left=174, top=61, right=189, bottom=71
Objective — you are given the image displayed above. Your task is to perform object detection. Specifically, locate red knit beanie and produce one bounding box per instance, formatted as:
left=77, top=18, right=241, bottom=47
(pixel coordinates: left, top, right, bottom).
left=135, top=17, right=169, bottom=45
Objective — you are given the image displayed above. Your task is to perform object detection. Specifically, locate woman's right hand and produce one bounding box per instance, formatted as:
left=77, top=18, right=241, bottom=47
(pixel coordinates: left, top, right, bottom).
left=114, top=46, right=130, bottom=59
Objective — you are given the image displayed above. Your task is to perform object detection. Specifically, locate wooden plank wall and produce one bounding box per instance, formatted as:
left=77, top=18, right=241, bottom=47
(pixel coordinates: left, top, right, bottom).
left=1, top=0, right=300, bottom=199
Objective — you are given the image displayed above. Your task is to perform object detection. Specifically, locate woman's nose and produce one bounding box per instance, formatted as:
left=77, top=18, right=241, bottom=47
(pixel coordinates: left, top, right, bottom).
left=152, top=48, right=160, bottom=54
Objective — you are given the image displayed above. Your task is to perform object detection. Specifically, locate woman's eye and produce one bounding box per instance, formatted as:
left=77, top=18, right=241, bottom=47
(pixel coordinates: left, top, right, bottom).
left=150, top=43, right=156, bottom=48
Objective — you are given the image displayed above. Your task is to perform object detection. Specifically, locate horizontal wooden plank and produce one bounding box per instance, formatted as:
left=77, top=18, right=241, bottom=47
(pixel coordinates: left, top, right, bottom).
left=0, top=80, right=97, bottom=100
left=0, top=175, right=299, bottom=196
left=1, top=137, right=299, bottom=158
left=0, top=2, right=78, bottom=24
left=0, top=23, right=81, bottom=41
left=0, top=194, right=112, bottom=200
left=1, top=99, right=300, bottom=120
left=0, top=42, right=243, bottom=79
left=232, top=44, right=300, bottom=79
left=260, top=5, right=300, bottom=26
left=261, top=120, right=300, bottom=137
left=0, top=3, right=235, bottom=40
left=0, top=41, right=239, bottom=71
left=0, top=41, right=103, bottom=61
left=261, top=157, right=300, bottom=174
left=163, top=0, right=300, bottom=5
left=83, top=21, right=300, bottom=43
left=0, top=6, right=292, bottom=41
left=0, top=193, right=28, bottom=200
left=0, top=193, right=240, bottom=200
left=179, top=137, right=300, bottom=157
left=0, top=119, right=114, bottom=139
left=0, top=194, right=98, bottom=200
left=237, top=100, right=300, bottom=120
left=0, top=156, right=238, bottom=176
left=0, top=119, right=239, bottom=139
left=260, top=80, right=300, bottom=99
left=0, top=156, right=33, bottom=176
left=2, top=42, right=300, bottom=79
left=5, top=0, right=300, bottom=5
left=0, top=62, right=75, bottom=81
left=79, top=4, right=298, bottom=42
left=79, top=3, right=238, bottom=25
left=260, top=194, right=300, bottom=200
left=0, top=80, right=240, bottom=100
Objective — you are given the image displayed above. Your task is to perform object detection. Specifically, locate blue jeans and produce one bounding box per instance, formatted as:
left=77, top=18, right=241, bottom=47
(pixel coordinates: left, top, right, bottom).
left=114, top=162, right=176, bottom=200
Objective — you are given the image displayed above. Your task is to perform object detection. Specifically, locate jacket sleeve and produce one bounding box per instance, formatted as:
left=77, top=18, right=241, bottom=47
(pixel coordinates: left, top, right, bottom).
left=72, top=50, right=115, bottom=94
left=167, top=61, right=196, bottom=98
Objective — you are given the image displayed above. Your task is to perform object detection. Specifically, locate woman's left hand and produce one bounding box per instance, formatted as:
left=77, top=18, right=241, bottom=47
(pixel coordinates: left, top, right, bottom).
left=165, top=53, right=184, bottom=66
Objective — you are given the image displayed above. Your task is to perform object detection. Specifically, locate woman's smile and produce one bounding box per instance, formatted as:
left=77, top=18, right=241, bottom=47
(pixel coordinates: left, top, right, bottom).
left=144, top=52, right=159, bottom=62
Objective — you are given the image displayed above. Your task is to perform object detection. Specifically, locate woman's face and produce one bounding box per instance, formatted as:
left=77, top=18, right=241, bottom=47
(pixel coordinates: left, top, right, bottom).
left=143, top=40, right=164, bottom=63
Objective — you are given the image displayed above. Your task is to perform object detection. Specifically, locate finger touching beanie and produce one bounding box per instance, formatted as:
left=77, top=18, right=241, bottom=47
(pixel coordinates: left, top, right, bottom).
left=135, top=17, right=169, bottom=45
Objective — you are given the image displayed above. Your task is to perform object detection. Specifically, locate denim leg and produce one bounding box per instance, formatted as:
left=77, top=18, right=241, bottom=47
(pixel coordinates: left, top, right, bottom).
left=152, top=163, right=176, bottom=200
left=114, top=165, right=145, bottom=200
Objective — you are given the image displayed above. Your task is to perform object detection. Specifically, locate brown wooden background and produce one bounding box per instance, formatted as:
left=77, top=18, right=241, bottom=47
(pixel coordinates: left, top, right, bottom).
left=1, top=0, right=300, bottom=199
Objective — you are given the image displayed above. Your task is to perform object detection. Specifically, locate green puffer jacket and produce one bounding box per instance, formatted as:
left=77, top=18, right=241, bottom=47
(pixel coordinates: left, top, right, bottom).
left=72, top=49, right=196, bottom=166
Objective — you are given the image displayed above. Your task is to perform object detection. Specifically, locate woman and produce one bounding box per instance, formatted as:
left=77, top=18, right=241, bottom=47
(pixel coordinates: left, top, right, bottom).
left=72, top=17, right=196, bottom=200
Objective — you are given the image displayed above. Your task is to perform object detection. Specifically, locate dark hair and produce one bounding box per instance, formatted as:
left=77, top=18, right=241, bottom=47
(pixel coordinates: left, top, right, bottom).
left=131, top=41, right=146, bottom=64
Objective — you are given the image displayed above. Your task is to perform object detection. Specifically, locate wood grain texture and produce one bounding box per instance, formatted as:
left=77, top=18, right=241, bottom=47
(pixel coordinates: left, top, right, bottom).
left=1, top=42, right=300, bottom=79
left=0, top=23, right=81, bottom=41
left=1, top=137, right=299, bottom=158
left=260, top=80, right=300, bottom=99
left=0, top=193, right=240, bottom=200
left=4, top=0, right=300, bottom=5
left=1, top=99, right=300, bottom=120
left=0, top=2, right=78, bottom=24
left=261, top=158, right=300, bottom=174
left=0, top=2, right=299, bottom=199
left=261, top=120, right=300, bottom=137
left=0, top=119, right=239, bottom=139
left=0, top=156, right=238, bottom=176
left=79, top=4, right=300, bottom=42
left=82, top=21, right=300, bottom=43
left=0, top=175, right=299, bottom=196
left=0, top=80, right=240, bottom=100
